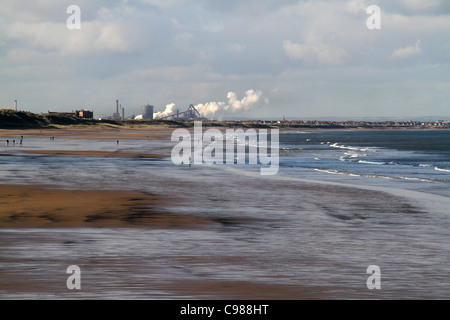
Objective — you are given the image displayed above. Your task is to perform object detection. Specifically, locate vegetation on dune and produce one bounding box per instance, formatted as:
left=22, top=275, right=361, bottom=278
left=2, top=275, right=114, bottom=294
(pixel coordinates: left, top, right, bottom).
left=0, top=110, right=274, bottom=129
left=0, top=109, right=190, bottom=129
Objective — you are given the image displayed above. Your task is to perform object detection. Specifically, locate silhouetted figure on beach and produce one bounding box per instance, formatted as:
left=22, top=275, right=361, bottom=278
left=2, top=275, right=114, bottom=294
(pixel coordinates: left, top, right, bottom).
left=6, top=140, right=9, bottom=146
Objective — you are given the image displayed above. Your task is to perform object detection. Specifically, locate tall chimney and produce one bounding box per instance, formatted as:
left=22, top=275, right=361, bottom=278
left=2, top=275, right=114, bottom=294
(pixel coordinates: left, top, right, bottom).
left=14, top=100, right=17, bottom=111
left=122, top=107, right=125, bottom=121
left=116, top=100, right=119, bottom=114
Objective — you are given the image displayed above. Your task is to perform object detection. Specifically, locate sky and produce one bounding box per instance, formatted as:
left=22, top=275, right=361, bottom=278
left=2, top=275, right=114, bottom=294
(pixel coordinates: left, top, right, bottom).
left=1, top=0, right=449, bottom=120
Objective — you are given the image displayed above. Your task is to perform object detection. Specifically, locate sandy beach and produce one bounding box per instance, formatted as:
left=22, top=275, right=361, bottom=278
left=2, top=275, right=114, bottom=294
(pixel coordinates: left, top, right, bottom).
left=1, top=126, right=449, bottom=300
left=0, top=128, right=334, bottom=299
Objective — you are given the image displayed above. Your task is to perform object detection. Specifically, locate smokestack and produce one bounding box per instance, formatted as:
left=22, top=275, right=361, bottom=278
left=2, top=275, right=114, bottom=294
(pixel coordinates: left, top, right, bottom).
left=122, top=107, right=125, bottom=120
left=116, top=100, right=119, bottom=114
left=14, top=100, right=17, bottom=111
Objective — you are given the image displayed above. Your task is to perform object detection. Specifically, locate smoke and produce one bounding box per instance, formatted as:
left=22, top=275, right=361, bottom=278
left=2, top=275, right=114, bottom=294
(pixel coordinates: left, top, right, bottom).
left=196, top=89, right=264, bottom=119
left=153, top=103, right=176, bottom=119
left=153, top=90, right=266, bottom=120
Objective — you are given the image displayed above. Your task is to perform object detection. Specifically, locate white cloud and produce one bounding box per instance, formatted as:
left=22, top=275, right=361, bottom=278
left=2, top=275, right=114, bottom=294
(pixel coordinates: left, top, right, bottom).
left=280, top=1, right=351, bottom=67
left=397, top=0, right=444, bottom=12
left=140, top=0, right=181, bottom=8
left=228, top=44, right=246, bottom=52
left=391, top=40, right=422, bottom=59
left=346, top=0, right=369, bottom=14
left=3, top=20, right=133, bottom=56
left=283, top=38, right=348, bottom=66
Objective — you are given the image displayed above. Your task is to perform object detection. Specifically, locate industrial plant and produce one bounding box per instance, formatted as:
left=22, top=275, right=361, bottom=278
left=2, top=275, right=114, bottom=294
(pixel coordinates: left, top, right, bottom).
left=99, top=99, right=128, bottom=120
left=6, top=98, right=211, bottom=122
left=47, top=109, right=94, bottom=119
left=141, top=105, right=154, bottom=120
left=155, top=104, right=208, bottom=121
left=135, top=104, right=208, bottom=121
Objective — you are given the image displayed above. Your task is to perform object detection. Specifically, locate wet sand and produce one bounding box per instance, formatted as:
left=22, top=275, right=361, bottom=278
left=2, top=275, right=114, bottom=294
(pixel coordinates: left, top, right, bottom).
left=0, top=184, right=301, bottom=300
left=0, top=185, right=212, bottom=229
left=0, top=185, right=273, bottom=230
left=18, top=150, right=169, bottom=158
left=0, top=127, right=174, bottom=141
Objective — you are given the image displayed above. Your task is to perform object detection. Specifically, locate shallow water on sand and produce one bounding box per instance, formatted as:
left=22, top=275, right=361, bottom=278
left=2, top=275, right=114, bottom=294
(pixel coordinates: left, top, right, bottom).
left=0, top=130, right=449, bottom=299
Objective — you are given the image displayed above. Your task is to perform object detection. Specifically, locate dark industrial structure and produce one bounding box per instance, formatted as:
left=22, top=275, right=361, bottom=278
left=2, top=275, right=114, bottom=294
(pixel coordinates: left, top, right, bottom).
left=157, top=104, right=207, bottom=121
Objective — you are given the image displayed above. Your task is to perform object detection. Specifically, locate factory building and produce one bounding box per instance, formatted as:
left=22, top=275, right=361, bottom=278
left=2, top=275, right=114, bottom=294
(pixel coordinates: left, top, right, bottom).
left=74, top=109, right=94, bottom=119
left=48, top=109, right=94, bottom=119
left=112, top=100, right=121, bottom=120
left=142, top=105, right=154, bottom=120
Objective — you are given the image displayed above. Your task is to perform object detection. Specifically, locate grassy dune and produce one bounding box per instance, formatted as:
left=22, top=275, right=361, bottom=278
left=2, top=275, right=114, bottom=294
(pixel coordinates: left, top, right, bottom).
left=0, top=109, right=328, bottom=129
left=0, top=109, right=193, bottom=129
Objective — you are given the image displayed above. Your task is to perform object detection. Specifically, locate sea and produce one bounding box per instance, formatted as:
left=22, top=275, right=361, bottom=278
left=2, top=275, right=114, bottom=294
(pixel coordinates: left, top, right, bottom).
left=0, top=128, right=449, bottom=299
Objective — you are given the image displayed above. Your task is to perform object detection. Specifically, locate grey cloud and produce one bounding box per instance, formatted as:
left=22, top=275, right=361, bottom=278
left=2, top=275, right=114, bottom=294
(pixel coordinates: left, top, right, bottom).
left=1, top=0, right=450, bottom=119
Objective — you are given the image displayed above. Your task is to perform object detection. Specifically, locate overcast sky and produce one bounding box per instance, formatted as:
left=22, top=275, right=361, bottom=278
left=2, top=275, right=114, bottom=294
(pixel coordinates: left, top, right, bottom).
left=1, top=0, right=449, bottom=120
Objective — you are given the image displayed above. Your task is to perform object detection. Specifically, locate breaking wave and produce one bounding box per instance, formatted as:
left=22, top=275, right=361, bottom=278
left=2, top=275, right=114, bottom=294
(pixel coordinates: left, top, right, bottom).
left=435, top=167, right=450, bottom=173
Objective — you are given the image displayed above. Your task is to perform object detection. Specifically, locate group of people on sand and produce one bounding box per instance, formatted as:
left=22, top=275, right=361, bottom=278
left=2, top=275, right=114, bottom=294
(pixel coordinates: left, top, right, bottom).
left=2, top=135, right=58, bottom=146
left=2, top=136, right=24, bottom=146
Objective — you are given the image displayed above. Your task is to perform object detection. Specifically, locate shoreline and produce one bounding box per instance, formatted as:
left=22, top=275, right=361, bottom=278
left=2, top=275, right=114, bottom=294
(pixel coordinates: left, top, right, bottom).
left=18, top=150, right=169, bottom=158
left=1, top=125, right=450, bottom=132
left=1, top=125, right=449, bottom=133
left=0, top=126, right=448, bottom=145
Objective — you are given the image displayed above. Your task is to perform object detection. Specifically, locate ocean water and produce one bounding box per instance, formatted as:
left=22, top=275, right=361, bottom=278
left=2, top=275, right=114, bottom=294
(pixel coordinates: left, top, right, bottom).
left=0, top=129, right=449, bottom=299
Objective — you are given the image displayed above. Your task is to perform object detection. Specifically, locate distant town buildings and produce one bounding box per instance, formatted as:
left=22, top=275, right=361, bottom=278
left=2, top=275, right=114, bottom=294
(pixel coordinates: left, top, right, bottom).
left=48, top=109, right=94, bottom=119
left=240, top=119, right=450, bottom=128
left=74, top=109, right=94, bottom=119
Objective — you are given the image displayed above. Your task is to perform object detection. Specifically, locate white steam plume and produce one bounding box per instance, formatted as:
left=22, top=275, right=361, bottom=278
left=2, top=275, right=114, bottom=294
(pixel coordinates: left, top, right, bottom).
left=153, top=90, right=266, bottom=120
left=153, top=103, right=176, bottom=119
left=196, top=89, right=264, bottom=119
